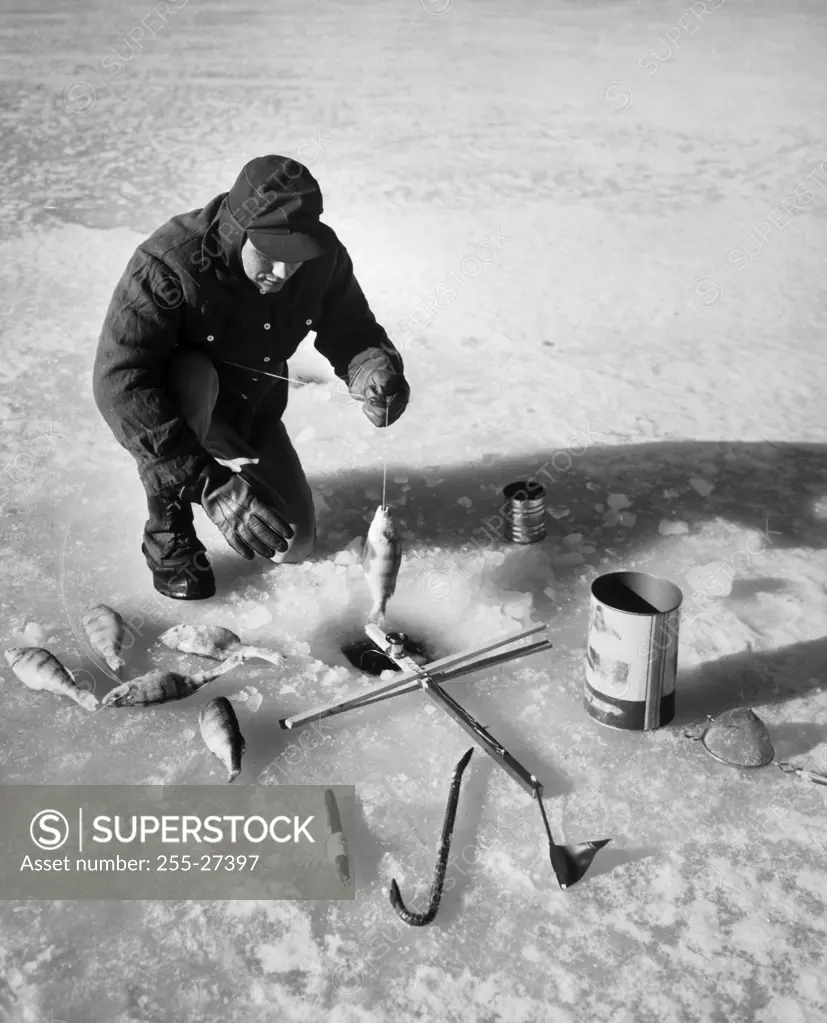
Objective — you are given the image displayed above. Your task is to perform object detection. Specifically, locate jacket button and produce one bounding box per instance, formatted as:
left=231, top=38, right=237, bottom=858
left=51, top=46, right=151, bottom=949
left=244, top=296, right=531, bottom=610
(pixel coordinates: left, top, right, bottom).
left=264, top=323, right=271, bottom=330
left=263, top=357, right=271, bottom=363
left=241, top=394, right=248, bottom=400
left=306, top=319, right=312, bottom=326
left=207, top=335, right=214, bottom=341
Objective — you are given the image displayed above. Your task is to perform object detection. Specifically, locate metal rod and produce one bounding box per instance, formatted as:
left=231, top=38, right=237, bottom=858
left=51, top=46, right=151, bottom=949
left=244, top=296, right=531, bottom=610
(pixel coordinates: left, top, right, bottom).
left=366, top=624, right=539, bottom=796
left=389, top=748, right=473, bottom=926
left=345, top=641, right=554, bottom=715
left=280, top=625, right=549, bottom=730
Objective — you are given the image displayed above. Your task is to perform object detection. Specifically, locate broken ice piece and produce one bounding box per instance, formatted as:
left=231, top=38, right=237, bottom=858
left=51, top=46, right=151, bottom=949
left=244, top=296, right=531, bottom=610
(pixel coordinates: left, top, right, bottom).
left=618, top=511, right=637, bottom=527
left=564, top=533, right=583, bottom=547
left=482, top=549, right=505, bottom=566
left=548, top=506, right=570, bottom=519
left=392, top=473, right=409, bottom=484
left=607, top=493, right=631, bottom=511
left=23, top=622, right=48, bottom=644
left=425, top=477, right=444, bottom=488
left=602, top=511, right=622, bottom=527
left=182, top=728, right=196, bottom=740
left=543, top=586, right=557, bottom=600
left=581, top=545, right=597, bottom=554
left=239, top=605, right=273, bottom=630
left=662, top=489, right=679, bottom=500
left=659, top=519, right=689, bottom=536
left=502, top=594, right=533, bottom=618
left=234, top=689, right=249, bottom=703
left=245, top=687, right=263, bottom=713
left=689, top=478, right=715, bottom=497
left=457, top=497, right=473, bottom=508
left=553, top=551, right=585, bottom=567
left=586, top=483, right=600, bottom=492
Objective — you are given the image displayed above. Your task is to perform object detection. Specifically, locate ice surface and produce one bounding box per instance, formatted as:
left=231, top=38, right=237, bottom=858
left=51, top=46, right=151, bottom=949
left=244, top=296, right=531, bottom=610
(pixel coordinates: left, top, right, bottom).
left=1, top=1, right=826, bottom=1020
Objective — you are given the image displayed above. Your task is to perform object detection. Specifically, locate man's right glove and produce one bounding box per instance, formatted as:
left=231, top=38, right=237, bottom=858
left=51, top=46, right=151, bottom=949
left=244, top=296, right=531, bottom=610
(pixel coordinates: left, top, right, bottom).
left=183, top=462, right=294, bottom=560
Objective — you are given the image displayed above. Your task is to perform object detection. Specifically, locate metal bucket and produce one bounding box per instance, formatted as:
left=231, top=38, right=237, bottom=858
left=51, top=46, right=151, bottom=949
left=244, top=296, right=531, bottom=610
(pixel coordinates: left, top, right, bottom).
left=584, top=571, right=683, bottom=731
left=502, top=481, right=547, bottom=544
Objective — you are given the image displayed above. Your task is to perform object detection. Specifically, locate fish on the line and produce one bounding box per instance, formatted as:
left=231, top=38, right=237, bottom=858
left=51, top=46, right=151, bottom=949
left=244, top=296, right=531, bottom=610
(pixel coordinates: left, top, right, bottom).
left=158, top=624, right=284, bottom=666
left=199, top=696, right=246, bottom=783
left=82, top=603, right=126, bottom=675
left=4, top=646, right=99, bottom=712
left=362, top=504, right=402, bottom=629
left=101, top=651, right=245, bottom=708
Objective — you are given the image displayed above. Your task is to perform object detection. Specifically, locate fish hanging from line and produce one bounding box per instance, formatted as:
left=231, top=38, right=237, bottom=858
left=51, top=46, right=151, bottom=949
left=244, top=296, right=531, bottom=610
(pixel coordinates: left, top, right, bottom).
left=82, top=603, right=126, bottom=675
left=199, top=696, right=246, bottom=783
left=101, top=652, right=245, bottom=708
left=4, top=646, right=99, bottom=712
left=362, top=504, right=403, bottom=628
left=158, top=624, right=284, bottom=666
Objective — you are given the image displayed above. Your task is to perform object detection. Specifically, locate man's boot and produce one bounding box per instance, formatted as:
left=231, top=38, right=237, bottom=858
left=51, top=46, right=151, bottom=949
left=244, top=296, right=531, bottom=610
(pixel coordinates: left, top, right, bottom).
left=141, top=491, right=216, bottom=600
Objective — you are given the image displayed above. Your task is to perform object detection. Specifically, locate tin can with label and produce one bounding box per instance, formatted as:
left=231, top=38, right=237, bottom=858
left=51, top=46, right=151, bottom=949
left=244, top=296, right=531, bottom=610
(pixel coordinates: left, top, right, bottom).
left=584, top=571, right=683, bottom=731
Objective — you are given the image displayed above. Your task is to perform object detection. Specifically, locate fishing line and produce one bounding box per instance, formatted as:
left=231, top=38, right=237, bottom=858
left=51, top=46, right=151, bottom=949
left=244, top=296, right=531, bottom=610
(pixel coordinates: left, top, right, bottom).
left=218, top=361, right=365, bottom=401
left=381, top=403, right=389, bottom=509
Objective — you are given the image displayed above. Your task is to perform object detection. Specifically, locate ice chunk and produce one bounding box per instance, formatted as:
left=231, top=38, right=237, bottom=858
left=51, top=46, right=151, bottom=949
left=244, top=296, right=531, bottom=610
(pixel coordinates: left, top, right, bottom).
left=246, top=687, right=263, bottom=713
left=234, top=689, right=249, bottom=703
left=602, top=511, right=622, bottom=527
left=662, top=489, right=679, bottom=500
left=548, top=506, right=570, bottom=519
left=392, top=473, right=409, bottom=484
left=581, top=545, right=597, bottom=554
left=483, top=549, right=506, bottom=566
left=23, top=622, right=47, bottom=644
left=457, top=497, right=473, bottom=508
left=564, top=534, right=583, bottom=547
left=618, top=512, right=637, bottom=527
left=586, top=483, right=600, bottom=492
left=543, top=586, right=557, bottom=600
left=181, top=728, right=196, bottom=740
left=607, top=493, right=631, bottom=511
left=689, top=477, right=715, bottom=497
left=502, top=594, right=533, bottom=618
left=239, top=605, right=273, bottom=630
left=659, top=519, right=689, bottom=535
left=553, top=551, right=585, bottom=567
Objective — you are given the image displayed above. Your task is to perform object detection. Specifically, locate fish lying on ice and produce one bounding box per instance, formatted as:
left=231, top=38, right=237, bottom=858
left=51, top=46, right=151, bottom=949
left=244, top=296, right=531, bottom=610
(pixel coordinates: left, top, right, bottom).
left=101, top=652, right=245, bottom=708
left=4, top=646, right=99, bottom=712
left=158, top=624, right=284, bottom=666
left=362, top=504, right=403, bottom=628
left=199, top=696, right=246, bottom=783
left=82, top=603, right=126, bottom=674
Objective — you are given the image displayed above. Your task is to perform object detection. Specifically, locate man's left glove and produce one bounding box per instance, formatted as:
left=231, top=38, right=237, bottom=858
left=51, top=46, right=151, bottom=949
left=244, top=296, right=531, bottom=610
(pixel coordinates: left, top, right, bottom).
left=348, top=349, right=410, bottom=428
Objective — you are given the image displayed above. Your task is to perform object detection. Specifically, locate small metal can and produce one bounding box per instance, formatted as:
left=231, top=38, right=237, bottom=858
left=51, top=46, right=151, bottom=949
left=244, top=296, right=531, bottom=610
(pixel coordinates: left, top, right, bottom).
left=502, top=480, right=547, bottom=544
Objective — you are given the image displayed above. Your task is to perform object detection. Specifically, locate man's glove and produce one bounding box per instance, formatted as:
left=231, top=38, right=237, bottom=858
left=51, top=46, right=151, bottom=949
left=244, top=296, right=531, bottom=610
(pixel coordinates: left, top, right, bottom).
left=348, top=349, right=410, bottom=428
left=183, top=462, right=294, bottom=560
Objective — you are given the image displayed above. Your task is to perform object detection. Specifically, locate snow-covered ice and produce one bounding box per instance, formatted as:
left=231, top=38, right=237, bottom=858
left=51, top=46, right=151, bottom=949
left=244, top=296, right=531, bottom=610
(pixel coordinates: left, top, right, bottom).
left=1, top=0, right=827, bottom=1020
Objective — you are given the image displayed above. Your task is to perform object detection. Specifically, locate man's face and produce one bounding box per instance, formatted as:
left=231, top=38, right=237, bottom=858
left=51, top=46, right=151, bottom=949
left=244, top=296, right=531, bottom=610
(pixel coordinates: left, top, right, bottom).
left=240, top=239, right=303, bottom=295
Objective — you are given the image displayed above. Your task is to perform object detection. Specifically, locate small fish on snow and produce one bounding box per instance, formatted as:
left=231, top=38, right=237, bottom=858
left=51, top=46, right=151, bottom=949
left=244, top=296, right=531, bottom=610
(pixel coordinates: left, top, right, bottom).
left=4, top=646, right=99, bottom=712
left=362, top=505, right=403, bottom=628
left=82, top=603, right=126, bottom=674
left=101, top=652, right=244, bottom=707
left=158, top=624, right=283, bottom=666
left=199, top=697, right=246, bottom=782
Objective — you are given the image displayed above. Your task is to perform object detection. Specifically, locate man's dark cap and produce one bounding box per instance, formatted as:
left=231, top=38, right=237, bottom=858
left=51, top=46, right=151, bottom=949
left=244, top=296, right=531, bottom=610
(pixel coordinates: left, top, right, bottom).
left=227, top=155, right=326, bottom=262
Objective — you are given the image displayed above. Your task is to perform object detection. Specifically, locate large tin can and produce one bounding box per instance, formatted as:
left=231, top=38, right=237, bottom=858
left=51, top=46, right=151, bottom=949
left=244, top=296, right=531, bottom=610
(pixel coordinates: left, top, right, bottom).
left=502, top=481, right=547, bottom=544
left=584, top=571, right=683, bottom=731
